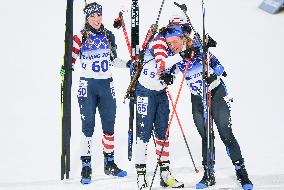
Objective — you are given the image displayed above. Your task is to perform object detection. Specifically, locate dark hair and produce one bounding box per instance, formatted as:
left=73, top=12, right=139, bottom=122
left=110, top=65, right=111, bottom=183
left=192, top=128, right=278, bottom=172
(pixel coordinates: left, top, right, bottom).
left=158, top=26, right=184, bottom=37
left=181, top=24, right=192, bottom=34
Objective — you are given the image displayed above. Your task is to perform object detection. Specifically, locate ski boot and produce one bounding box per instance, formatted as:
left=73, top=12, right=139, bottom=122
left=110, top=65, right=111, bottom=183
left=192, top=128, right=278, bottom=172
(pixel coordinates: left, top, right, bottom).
left=196, top=161, right=215, bottom=189
left=233, top=159, right=253, bottom=190
left=136, top=164, right=148, bottom=190
left=159, top=161, right=184, bottom=188
left=80, top=156, right=92, bottom=185
left=104, top=152, right=127, bottom=177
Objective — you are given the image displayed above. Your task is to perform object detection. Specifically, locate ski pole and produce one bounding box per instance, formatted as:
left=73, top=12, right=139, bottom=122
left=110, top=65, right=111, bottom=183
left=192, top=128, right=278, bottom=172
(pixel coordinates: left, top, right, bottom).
left=125, top=0, right=167, bottom=100
left=166, top=87, right=199, bottom=172
left=149, top=51, right=195, bottom=189
left=200, top=0, right=215, bottom=172
left=174, top=2, right=203, bottom=43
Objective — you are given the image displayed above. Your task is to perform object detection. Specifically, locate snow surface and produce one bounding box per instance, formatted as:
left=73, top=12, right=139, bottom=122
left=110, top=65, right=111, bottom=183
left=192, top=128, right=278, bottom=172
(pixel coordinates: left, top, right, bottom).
left=0, top=0, right=283, bottom=189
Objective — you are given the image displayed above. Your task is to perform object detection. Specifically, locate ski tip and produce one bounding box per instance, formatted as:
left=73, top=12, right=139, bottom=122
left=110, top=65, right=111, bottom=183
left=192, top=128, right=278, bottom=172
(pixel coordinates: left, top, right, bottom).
left=117, top=170, right=127, bottom=177
left=243, top=184, right=253, bottom=190
left=80, top=178, right=92, bottom=185
left=195, top=169, right=200, bottom=173
left=196, top=182, right=208, bottom=189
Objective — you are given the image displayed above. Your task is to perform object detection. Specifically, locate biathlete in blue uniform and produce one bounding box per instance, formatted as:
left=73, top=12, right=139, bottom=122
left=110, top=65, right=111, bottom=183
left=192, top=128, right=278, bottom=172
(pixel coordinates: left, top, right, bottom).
left=159, top=16, right=253, bottom=190
left=71, top=2, right=128, bottom=184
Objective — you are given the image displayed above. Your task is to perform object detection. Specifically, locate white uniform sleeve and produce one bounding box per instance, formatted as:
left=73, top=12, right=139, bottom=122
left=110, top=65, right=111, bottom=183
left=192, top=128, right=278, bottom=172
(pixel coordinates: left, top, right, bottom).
left=164, top=54, right=184, bottom=70
left=111, top=58, right=128, bottom=68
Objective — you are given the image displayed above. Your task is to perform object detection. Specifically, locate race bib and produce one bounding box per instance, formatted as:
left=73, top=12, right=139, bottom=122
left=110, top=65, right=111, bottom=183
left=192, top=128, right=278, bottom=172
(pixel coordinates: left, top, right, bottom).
left=137, top=96, right=148, bottom=116
left=79, top=48, right=112, bottom=79
left=81, top=50, right=110, bottom=73
left=189, top=79, right=203, bottom=94
left=181, top=61, right=204, bottom=95
left=187, top=71, right=203, bottom=95
left=78, top=80, right=88, bottom=97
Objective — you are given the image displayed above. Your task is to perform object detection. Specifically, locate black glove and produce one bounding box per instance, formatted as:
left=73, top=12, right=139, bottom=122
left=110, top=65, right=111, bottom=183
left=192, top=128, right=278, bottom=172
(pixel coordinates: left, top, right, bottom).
left=126, top=60, right=132, bottom=68
left=222, top=71, right=227, bottom=77
left=179, top=47, right=195, bottom=59
left=205, top=35, right=217, bottom=48
left=113, top=15, right=123, bottom=29
left=160, top=72, right=174, bottom=85
left=204, top=73, right=217, bottom=85
left=193, top=33, right=201, bottom=41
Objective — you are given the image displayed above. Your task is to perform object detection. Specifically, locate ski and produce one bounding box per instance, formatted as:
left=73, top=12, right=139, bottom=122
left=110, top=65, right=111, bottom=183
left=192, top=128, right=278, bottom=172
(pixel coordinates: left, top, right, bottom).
left=113, top=7, right=157, bottom=161
left=201, top=0, right=215, bottom=174
left=174, top=0, right=216, bottom=173
left=60, top=0, right=73, bottom=180
left=128, top=0, right=140, bottom=161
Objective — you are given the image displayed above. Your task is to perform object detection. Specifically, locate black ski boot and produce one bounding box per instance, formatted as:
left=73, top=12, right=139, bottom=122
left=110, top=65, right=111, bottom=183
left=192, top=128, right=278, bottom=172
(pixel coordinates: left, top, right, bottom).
left=136, top=164, right=148, bottom=190
left=104, top=152, right=127, bottom=177
left=233, top=159, right=253, bottom=190
left=159, top=161, right=184, bottom=188
left=196, top=161, right=215, bottom=189
left=80, top=156, right=92, bottom=185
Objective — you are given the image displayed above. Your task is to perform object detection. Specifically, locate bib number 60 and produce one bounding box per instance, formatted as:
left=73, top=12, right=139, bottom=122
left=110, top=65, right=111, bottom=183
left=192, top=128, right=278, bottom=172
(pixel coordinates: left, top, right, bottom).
left=92, top=60, right=109, bottom=72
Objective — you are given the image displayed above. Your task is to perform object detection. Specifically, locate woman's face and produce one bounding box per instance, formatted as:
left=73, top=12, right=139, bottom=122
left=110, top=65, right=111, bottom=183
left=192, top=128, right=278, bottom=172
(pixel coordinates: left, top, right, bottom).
left=87, top=13, right=102, bottom=30
left=166, top=36, right=184, bottom=53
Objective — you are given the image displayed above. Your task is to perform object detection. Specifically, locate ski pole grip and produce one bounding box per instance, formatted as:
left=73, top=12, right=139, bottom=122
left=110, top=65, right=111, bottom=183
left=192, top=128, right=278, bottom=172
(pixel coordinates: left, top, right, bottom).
left=174, top=2, right=187, bottom=12
left=113, top=12, right=123, bottom=29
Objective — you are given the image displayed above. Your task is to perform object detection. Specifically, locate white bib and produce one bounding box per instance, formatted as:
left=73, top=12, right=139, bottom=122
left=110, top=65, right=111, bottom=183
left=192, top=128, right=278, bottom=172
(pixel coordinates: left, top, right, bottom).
left=138, top=51, right=166, bottom=91
left=80, top=48, right=112, bottom=79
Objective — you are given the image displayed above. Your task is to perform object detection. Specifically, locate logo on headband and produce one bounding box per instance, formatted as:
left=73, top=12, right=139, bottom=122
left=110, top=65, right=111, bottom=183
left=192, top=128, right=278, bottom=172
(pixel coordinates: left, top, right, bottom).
left=84, top=2, right=102, bottom=18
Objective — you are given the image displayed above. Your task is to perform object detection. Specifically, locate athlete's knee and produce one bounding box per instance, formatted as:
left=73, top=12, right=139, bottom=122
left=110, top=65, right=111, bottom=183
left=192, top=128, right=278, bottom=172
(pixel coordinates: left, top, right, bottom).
left=137, top=131, right=151, bottom=143
left=102, top=129, right=114, bottom=136
left=196, top=125, right=206, bottom=139
left=155, top=131, right=167, bottom=141
left=220, top=133, right=236, bottom=147
left=101, top=116, right=115, bottom=134
left=82, top=126, right=94, bottom=137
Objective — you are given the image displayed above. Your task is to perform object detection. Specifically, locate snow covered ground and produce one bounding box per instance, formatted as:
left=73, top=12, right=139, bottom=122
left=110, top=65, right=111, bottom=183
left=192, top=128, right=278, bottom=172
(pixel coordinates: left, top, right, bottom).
left=0, top=0, right=283, bottom=189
